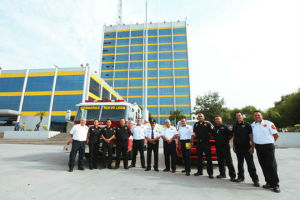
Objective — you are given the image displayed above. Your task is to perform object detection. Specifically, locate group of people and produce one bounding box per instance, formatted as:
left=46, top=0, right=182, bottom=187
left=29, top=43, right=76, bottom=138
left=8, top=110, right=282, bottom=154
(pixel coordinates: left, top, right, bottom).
left=68, top=111, right=280, bottom=193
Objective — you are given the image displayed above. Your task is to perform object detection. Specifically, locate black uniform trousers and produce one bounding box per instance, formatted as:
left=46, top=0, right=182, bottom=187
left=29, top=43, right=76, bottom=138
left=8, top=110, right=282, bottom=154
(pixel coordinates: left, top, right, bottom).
left=88, top=141, right=99, bottom=168
left=131, top=139, right=145, bottom=167
left=255, top=143, right=279, bottom=187
left=146, top=141, right=159, bottom=169
left=216, top=144, right=236, bottom=178
left=116, top=141, right=128, bottom=168
left=163, top=141, right=177, bottom=171
left=235, top=146, right=259, bottom=182
left=103, top=142, right=113, bottom=168
left=196, top=141, right=213, bottom=175
left=181, top=139, right=191, bottom=173
left=68, top=140, right=85, bottom=170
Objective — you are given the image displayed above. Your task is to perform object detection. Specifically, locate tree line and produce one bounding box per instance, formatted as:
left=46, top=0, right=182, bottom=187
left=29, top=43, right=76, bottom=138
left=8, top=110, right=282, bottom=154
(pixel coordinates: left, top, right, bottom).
left=170, top=89, right=300, bottom=131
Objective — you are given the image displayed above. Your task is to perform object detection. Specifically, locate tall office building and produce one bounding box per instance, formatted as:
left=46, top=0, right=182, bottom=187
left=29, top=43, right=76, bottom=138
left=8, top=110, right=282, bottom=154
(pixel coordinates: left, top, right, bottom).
left=100, top=20, right=192, bottom=123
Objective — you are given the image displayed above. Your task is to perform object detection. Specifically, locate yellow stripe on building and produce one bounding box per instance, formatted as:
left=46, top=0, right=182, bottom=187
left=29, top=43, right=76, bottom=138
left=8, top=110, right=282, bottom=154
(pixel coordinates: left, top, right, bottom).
left=103, top=42, right=186, bottom=48
left=55, top=90, right=83, bottom=95
left=21, top=111, right=77, bottom=116
left=101, top=67, right=188, bottom=72
left=0, top=73, right=26, bottom=78
left=103, top=50, right=187, bottom=56
left=57, top=71, right=85, bottom=76
left=0, top=92, right=23, bottom=96
left=90, top=73, right=102, bottom=85
left=25, top=91, right=52, bottom=96
left=104, top=76, right=188, bottom=81
left=145, top=104, right=190, bottom=108
left=89, top=92, right=101, bottom=100
left=104, top=26, right=186, bottom=33
left=122, top=94, right=189, bottom=98
left=114, top=85, right=189, bottom=89
left=102, top=58, right=187, bottom=64
left=102, top=83, right=122, bottom=100
left=52, top=111, right=77, bottom=116
left=28, top=72, right=55, bottom=77
left=0, top=90, right=83, bottom=96
left=21, top=111, right=49, bottom=116
left=104, top=34, right=186, bottom=40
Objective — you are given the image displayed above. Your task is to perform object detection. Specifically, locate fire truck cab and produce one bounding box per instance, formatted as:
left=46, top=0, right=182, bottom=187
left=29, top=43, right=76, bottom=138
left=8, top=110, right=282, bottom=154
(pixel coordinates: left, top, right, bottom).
left=74, top=99, right=142, bottom=159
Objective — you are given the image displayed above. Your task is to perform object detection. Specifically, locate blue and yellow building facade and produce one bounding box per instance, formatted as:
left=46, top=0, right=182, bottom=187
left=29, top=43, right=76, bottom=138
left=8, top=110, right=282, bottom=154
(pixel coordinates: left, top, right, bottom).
left=100, top=20, right=192, bottom=123
left=0, top=67, right=122, bottom=131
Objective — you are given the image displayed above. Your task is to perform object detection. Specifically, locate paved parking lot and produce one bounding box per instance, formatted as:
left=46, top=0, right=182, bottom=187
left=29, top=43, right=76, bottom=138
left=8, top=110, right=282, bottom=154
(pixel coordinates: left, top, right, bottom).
left=0, top=144, right=299, bottom=200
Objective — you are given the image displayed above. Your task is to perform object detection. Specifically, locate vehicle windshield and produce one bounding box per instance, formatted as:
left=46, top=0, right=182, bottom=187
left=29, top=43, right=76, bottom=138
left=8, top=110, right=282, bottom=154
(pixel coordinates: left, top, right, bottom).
left=75, top=105, right=128, bottom=122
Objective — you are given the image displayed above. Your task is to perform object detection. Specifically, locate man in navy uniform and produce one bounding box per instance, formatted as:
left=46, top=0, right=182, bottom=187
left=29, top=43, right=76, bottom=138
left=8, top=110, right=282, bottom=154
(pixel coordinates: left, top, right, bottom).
left=232, top=112, right=259, bottom=187
left=87, top=119, right=102, bottom=170
left=192, top=113, right=214, bottom=179
left=114, top=118, right=132, bottom=169
left=101, top=119, right=115, bottom=169
left=145, top=120, right=161, bottom=171
left=252, top=111, right=280, bottom=193
left=213, top=115, right=236, bottom=181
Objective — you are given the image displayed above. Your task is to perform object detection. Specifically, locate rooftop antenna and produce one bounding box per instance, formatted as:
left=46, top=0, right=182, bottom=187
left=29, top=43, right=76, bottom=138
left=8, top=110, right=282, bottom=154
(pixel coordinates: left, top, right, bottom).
left=116, top=0, right=122, bottom=25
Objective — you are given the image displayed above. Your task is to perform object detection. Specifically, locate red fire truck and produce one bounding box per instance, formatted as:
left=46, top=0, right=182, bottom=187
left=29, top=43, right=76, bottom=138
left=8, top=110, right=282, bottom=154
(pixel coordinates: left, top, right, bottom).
left=73, top=99, right=142, bottom=158
left=176, top=120, right=217, bottom=163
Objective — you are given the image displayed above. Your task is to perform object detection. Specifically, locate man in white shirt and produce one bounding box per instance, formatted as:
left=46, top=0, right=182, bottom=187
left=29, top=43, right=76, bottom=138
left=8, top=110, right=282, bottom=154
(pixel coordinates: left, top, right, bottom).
left=161, top=119, right=178, bottom=173
left=145, top=121, right=161, bottom=171
left=178, top=118, right=194, bottom=176
left=68, top=118, right=89, bottom=172
left=129, top=118, right=146, bottom=168
left=252, top=111, right=280, bottom=193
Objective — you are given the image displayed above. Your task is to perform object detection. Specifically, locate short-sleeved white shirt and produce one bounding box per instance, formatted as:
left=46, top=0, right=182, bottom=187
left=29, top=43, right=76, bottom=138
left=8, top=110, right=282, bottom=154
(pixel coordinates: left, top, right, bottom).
left=161, top=126, right=178, bottom=140
left=70, top=124, right=89, bottom=141
left=178, top=125, right=194, bottom=140
left=131, top=125, right=146, bottom=140
left=145, top=127, right=160, bottom=139
left=251, top=120, right=278, bottom=144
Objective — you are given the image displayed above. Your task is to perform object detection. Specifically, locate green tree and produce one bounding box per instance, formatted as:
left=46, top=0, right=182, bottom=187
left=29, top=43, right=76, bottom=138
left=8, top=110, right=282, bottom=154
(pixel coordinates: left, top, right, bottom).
left=265, top=108, right=281, bottom=125
left=193, top=91, right=226, bottom=122
left=34, top=111, right=47, bottom=131
left=271, top=89, right=300, bottom=127
left=169, top=109, right=185, bottom=125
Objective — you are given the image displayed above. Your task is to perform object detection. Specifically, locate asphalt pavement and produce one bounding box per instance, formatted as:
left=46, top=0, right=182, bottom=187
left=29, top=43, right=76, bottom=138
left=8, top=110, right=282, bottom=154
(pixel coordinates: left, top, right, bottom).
left=0, top=144, right=299, bottom=200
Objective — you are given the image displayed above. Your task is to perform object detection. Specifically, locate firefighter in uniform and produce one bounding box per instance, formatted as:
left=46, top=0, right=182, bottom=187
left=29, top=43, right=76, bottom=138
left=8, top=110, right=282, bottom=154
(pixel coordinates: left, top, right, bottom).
left=212, top=115, right=236, bottom=181
left=178, top=118, right=194, bottom=176
left=232, top=112, right=259, bottom=187
left=145, top=120, right=161, bottom=171
left=192, top=113, right=214, bottom=179
left=101, top=119, right=115, bottom=169
left=114, top=118, right=132, bottom=169
left=68, top=118, right=89, bottom=172
left=161, top=119, right=178, bottom=173
left=252, top=111, right=280, bottom=193
left=129, top=118, right=146, bottom=168
left=87, top=119, right=102, bottom=170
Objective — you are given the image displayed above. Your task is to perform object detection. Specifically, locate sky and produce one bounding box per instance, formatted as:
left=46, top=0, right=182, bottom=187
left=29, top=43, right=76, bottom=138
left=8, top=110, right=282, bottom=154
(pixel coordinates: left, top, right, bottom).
left=0, top=0, right=299, bottom=111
